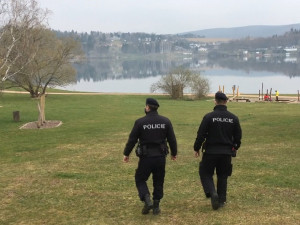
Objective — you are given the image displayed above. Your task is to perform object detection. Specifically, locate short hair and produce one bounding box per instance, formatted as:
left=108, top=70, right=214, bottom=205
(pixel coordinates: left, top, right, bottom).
left=215, top=98, right=227, bottom=104
left=148, top=104, right=158, bottom=111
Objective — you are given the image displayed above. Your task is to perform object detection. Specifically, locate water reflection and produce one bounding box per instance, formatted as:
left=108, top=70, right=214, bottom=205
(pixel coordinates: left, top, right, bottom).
left=74, top=56, right=300, bottom=81
left=65, top=56, right=300, bottom=93
left=74, top=57, right=192, bottom=82
left=210, top=57, right=300, bottom=78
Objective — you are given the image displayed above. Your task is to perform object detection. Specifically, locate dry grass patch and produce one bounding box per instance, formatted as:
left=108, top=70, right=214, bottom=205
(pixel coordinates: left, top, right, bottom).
left=20, top=120, right=62, bottom=129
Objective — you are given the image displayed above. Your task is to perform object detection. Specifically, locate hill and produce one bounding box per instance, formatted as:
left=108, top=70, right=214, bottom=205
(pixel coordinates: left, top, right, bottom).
left=180, top=23, right=300, bottom=39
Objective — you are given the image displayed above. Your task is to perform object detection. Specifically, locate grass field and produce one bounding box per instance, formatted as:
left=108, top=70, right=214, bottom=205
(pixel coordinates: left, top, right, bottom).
left=0, top=93, right=299, bottom=225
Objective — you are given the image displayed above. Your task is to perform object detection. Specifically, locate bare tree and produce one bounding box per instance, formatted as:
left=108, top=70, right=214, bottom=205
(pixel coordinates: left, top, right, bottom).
left=0, top=0, right=83, bottom=128
left=5, top=28, right=82, bottom=97
left=151, top=67, right=210, bottom=99
left=0, top=0, right=49, bottom=84
left=3, top=27, right=83, bottom=127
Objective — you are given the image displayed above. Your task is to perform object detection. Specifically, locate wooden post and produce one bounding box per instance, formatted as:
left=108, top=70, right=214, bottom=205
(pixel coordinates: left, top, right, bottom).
left=232, top=85, right=236, bottom=98
left=259, top=90, right=261, bottom=100
left=219, top=85, right=221, bottom=92
left=237, top=86, right=239, bottom=97
left=13, top=111, right=20, bottom=122
left=261, top=83, right=263, bottom=100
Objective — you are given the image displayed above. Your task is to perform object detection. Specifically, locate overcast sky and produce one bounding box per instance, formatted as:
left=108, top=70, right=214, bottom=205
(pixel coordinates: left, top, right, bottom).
left=38, top=0, right=300, bottom=34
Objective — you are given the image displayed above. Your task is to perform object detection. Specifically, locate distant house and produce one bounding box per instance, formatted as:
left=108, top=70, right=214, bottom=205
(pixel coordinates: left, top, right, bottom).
left=198, top=47, right=208, bottom=52
left=284, top=46, right=298, bottom=57
left=284, top=46, right=298, bottom=52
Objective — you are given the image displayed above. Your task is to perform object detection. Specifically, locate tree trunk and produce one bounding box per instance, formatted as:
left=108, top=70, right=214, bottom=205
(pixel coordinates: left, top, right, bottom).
left=172, top=84, right=183, bottom=99
left=37, top=94, right=46, bottom=128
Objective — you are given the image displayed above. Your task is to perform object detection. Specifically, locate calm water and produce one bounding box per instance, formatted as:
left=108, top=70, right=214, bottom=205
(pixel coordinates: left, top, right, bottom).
left=61, top=57, right=300, bottom=94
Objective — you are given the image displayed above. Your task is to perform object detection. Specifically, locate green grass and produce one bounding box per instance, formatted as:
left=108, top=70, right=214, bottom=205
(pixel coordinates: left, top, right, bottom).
left=1, top=85, right=82, bottom=93
left=0, top=93, right=299, bottom=225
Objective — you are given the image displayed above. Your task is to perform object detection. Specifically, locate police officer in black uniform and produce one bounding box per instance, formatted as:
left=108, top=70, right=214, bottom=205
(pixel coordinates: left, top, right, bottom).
left=123, top=98, right=177, bottom=215
left=194, top=92, right=242, bottom=210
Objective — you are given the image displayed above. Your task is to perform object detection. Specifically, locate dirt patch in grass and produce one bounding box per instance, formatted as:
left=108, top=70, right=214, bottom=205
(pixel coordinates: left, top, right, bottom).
left=20, top=120, right=62, bottom=129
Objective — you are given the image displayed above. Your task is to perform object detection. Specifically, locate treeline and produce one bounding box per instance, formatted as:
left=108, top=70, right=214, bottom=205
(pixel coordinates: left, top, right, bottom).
left=55, top=31, right=191, bottom=56
left=55, top=29, right=300, bottom=57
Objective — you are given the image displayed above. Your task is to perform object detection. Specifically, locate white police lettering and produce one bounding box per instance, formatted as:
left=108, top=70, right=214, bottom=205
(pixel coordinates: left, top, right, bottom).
left=212, top=117, right=233, bottom=123
left=143, top=124, right=166, bottom=130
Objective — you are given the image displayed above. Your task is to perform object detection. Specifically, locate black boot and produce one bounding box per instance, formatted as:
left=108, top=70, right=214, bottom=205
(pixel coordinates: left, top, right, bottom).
left=205, top=192, right=211, bottom=198
left=153, top=200, right=161, bottom=215
left=211, top=192, right=220, bottom=210
left=142, top=194, right=153, bottom=214
left=219, top=201, right=226, bottom=208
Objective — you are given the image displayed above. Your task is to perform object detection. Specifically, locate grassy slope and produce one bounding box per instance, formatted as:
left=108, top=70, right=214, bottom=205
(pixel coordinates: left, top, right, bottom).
left=0, top=94, right=299, bottom=225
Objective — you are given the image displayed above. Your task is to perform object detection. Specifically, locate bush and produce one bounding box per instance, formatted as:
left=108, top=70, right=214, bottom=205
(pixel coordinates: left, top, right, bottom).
left=190, top=74, right=210, bottom=99
left=151, top=67, right=210, bottom=99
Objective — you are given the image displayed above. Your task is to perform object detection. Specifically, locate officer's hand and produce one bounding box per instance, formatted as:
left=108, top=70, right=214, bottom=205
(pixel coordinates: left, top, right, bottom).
left=231, top=147, right=237, bottom=157
left=194, top=151, right=200, bottom=158
left=171, top=155, right=177, bottom=161
left=123, top=155, right=129, bottom=163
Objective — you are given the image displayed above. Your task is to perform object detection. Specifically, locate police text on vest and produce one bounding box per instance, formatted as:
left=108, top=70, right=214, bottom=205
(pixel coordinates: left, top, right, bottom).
left=143, top=124, right=166, bottom=130
left=212, top=118, right=233, bottom=123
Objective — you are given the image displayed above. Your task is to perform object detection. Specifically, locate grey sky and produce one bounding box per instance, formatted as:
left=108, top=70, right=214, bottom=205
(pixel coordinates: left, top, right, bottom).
left=38, top=0, right=300, bottom=34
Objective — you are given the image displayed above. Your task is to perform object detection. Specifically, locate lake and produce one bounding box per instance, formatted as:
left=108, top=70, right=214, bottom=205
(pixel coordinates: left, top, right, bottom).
left=61, top=57, right=300, bottom=94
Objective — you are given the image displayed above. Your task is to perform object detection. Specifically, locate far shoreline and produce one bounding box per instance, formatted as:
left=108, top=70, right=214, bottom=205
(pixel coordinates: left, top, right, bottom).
left=2, top=90, right=299, bottom=99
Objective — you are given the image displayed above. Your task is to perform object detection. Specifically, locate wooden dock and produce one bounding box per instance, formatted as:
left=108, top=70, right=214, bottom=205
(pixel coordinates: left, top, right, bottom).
left=231, top=98, right=251, bottom=102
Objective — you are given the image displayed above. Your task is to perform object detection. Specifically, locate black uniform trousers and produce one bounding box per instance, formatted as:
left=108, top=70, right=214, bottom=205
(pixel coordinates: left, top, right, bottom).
left=199, top=153, right=232, bottom=203
left=135, top=156, right=166, bottom=201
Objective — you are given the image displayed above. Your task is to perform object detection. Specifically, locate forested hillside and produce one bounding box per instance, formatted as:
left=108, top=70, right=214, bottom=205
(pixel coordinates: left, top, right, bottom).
left=55, top=28, right=300, bottom=58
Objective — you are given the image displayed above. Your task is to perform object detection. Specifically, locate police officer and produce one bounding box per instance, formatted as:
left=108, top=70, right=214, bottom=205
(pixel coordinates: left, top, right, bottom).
left=123, top=98, right=177, bottom=215
left=193, top=92, right=242, bottom=210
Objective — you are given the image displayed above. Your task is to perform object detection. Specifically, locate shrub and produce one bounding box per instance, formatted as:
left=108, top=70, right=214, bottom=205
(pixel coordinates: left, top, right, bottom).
left=151, top=67, right=210, bottom=99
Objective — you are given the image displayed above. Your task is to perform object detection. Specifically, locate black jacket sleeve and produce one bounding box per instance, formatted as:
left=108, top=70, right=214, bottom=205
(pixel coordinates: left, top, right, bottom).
left=193, top=115, right=209, bottom=152
left=123, top=121, right=140, bottom=156
left=166, top=121, right=177, bottom=156
left=233, top=117, right=242, bottom=150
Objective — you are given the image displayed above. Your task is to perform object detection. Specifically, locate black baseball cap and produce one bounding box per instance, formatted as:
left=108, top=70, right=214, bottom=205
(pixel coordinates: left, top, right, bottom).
left=215, top=91, right=228, bottom=101
left=146, top=98, right=159, bottom=107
